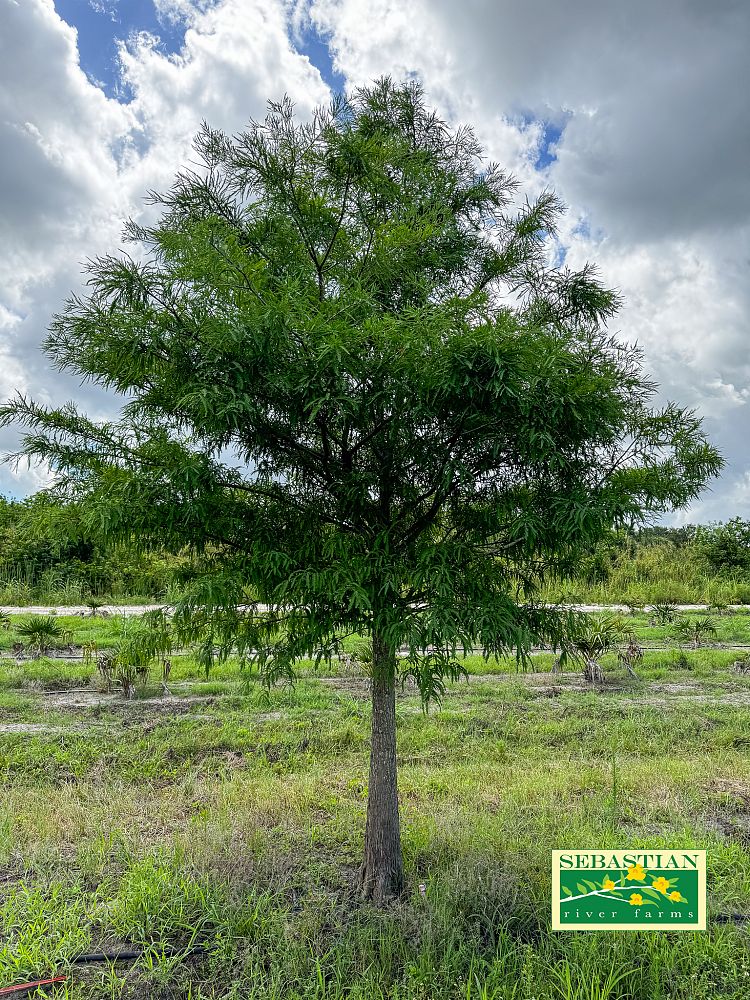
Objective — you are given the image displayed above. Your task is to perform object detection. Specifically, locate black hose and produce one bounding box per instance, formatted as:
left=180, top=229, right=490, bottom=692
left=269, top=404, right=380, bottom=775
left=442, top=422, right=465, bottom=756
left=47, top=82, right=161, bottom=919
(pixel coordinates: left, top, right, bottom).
left=72, top=944, right=206, bottom=964
left=1, top=946, right=206, bottom=997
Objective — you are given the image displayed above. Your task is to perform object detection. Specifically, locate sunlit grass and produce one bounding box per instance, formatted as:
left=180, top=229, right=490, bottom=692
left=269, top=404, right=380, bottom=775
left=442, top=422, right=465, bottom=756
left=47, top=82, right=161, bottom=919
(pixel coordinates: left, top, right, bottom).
left=2, top=615, right=750, bottom=996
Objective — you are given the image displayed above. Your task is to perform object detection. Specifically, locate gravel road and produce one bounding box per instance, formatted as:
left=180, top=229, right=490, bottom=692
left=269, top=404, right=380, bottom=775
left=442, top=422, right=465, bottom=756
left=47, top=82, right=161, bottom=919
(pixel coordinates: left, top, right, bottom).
left=0, top=603, right=746, bottom=617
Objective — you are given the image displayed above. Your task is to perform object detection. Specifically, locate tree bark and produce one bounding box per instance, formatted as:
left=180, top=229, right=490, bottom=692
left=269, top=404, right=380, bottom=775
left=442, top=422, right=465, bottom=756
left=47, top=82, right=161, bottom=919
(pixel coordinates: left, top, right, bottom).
left=358, top=631, right=404, bottom=903
left=583, top=656, right=605, bottom=684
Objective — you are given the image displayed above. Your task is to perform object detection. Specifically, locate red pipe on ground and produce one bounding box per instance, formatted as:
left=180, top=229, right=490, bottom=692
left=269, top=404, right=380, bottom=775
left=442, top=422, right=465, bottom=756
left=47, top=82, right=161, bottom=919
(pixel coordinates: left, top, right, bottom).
left=0, top=978, right=67, bottom=996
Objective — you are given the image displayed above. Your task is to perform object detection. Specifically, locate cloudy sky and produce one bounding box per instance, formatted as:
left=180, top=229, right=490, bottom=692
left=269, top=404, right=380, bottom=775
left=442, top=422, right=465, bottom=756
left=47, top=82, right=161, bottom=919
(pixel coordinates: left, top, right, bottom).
left=1, top=0, right=748, bottom=521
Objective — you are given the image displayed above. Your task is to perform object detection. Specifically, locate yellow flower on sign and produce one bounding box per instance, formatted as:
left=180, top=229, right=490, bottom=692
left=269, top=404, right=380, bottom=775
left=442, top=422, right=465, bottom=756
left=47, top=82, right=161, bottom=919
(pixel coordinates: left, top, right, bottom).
left=602, top=877, right=616, bottom=890
left=626, top=863, right=647, bottom=881
left=652, top=876, right=671, bottom=893
left=669, top=891, right=681, bottom=902
left=629, top=893, right=643, bottom=905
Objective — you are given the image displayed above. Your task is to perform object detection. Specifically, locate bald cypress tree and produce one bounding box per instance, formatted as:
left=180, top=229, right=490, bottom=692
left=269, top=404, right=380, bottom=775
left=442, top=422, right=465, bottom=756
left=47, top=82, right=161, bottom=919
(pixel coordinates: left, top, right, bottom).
left=1, top=80, right=721, bottom=901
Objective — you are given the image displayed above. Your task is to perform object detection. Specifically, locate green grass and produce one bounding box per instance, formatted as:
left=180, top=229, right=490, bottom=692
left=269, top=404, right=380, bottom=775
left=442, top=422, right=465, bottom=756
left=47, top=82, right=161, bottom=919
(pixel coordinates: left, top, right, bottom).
left=2, top=617, right=750, bottom=997
left=540, top=545, right=750, bottom=607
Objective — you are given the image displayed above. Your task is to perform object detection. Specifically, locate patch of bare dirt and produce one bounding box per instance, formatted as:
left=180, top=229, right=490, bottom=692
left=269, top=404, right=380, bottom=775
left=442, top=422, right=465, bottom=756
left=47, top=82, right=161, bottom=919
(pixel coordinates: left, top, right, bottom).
left=519, top=672, right=599, bottom=693
left=317, top=671, right=750, bottom=707
left=0, top=722, right=88, bottom=734
left=706, top=778, right=750, bottom=803
left=688, top=781, right=750, bottom=852
left=649, top=681, right=705, bottom=694
left=319, top=676, right=370, bottom=697
left=629, top=689, right=750, bottom=708
left=319, top=676, right=425, bottom=698
left=40, top=690, right=217, bottom=712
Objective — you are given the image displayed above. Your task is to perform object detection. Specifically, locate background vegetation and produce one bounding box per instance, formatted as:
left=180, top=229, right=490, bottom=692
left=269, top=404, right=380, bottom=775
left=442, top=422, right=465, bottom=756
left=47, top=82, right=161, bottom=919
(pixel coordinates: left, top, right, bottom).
left=542, top=521, right=750, bottom=606
left=0, top=495, right=190, bottom=603
left=3, top=494, right=750, bottom=608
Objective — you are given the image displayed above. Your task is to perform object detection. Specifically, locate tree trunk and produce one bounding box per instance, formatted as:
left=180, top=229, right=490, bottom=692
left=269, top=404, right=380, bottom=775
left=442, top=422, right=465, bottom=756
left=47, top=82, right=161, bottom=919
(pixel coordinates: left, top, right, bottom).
left=583, top=656, right=605, bottom=684
left=358, top=632, right=404, bottom=903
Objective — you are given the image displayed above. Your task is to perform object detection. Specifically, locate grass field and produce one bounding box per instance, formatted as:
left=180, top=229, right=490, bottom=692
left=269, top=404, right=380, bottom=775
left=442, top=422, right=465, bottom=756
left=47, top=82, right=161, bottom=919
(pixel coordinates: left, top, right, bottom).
left=2, top=615, right=750, bottom=998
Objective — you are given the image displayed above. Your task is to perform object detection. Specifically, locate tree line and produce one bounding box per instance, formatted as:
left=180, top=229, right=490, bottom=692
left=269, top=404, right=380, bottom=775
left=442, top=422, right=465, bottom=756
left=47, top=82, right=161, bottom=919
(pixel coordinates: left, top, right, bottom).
left=2, top=494, right=747, bottom=604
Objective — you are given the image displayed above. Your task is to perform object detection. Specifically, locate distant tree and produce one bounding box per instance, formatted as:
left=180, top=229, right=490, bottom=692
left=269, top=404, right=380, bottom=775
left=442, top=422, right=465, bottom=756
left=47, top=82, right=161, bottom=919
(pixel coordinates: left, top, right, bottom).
left=0, top=80, right=722, bottom=901
left=634, top=524, right=698, bottom=548
left=0, top=495, right=96, bottom=580
left=696, top=518, right=750, bottom=573
left=0, top=493, right=191, bottom=599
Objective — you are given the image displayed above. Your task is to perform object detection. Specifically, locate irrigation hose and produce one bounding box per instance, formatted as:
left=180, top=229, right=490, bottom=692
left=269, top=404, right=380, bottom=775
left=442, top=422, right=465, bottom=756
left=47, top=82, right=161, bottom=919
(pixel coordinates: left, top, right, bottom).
left=2, top=945, right=206, bottom=994
left=72, top=945, right=206, bottom=963
left=0, top=979, right=67, bottom=997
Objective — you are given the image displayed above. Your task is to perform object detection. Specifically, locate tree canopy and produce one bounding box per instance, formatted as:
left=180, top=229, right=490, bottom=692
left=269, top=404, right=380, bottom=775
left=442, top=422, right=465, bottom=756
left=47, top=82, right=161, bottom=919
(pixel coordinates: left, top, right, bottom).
left=1, top=79, right=722, bottom=900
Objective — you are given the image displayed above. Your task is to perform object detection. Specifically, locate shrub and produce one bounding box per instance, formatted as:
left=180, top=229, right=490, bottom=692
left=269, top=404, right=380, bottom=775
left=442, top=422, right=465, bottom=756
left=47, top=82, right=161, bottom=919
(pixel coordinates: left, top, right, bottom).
left=15, top=615, right=72, bottom=658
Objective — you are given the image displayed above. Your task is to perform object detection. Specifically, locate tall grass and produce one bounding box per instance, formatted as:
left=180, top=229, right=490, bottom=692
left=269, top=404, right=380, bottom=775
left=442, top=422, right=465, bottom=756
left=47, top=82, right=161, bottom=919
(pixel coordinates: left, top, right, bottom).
left=542, top=542, right=750, bottom=606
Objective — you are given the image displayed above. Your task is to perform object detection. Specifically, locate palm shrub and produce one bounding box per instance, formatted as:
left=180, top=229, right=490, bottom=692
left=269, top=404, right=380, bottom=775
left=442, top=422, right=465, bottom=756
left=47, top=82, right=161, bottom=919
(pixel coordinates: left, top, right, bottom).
left=617, top=635, right=644, bottom=678
left=673, top=615, right=718, bottom=648
left=122, top=615, right=173, bottom=698
left=15, top=615, right=72, bottom=658
left=349, top=637, right=374, bottom=675
left=625, top=602, right=645, bottom=617
left=708, top=602, right=730, bottom=616
left=96, top=643, right=149, bottom=699
left=95, top=648, right=117, bottom=691
left=560, top=612, right=626, bottom=683
left=650, top=602, right=678, bottom=625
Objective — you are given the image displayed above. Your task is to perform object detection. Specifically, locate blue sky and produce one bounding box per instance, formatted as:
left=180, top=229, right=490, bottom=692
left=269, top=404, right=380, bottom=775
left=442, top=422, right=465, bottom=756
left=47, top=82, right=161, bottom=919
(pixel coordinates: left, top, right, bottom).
left=55, top=0, right=184, bottom=97
left=533, top=121, right=563, bottom=171
left=54, top=0, right=345, bottom=97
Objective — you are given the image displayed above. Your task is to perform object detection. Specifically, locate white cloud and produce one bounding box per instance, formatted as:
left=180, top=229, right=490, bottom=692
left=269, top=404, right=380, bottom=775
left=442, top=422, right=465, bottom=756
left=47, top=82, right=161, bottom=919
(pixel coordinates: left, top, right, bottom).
left=88, top=0, right=120, bottom=20
left=152, top=0, right=219, bottom=27
left=120, top=0, right=327, bottom=149
left=303, top=0, right=750, bottom=522
left=0, top=0, right=329, bottom=495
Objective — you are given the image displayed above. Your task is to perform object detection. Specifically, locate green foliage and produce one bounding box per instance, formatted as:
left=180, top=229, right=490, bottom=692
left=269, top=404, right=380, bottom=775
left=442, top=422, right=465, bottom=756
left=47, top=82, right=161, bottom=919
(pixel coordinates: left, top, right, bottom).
left=94, top=612, right=175, bottom=697
left=545, top=528, right=750, bottom=606
left=563, top=612, right=624, bottom=660
left=696, top=518, right=750, bottom=573
left=672, top=615, right=718, bottom=648
left=650, top=601, right=679, bottom=625
left=0, top=80, right=721, bottom=693
left=636, top=524, right=697, bottom=548
left=0, top=494, right=192, bottom=602
left=708, top=601, right=730, bottom=616
left=559, top=612, right=626, bottom=681
left=15, top=615, right=72, bottom=658
left=617, top=636, right=644, bottom=677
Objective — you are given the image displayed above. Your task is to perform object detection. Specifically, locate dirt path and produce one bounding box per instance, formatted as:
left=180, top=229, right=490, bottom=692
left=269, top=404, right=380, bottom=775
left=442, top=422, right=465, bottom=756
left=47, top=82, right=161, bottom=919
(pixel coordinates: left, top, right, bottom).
left=320, top=671, right=750, bottom=706
left=2, top=603, right=748, bottom=617
left=0, top=604, right=164, bottom=617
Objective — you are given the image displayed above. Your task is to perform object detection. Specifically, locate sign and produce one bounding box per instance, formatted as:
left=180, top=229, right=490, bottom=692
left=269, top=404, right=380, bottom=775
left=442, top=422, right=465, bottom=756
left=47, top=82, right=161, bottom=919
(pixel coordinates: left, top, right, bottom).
left=552, top=850, right=706, bottom=930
